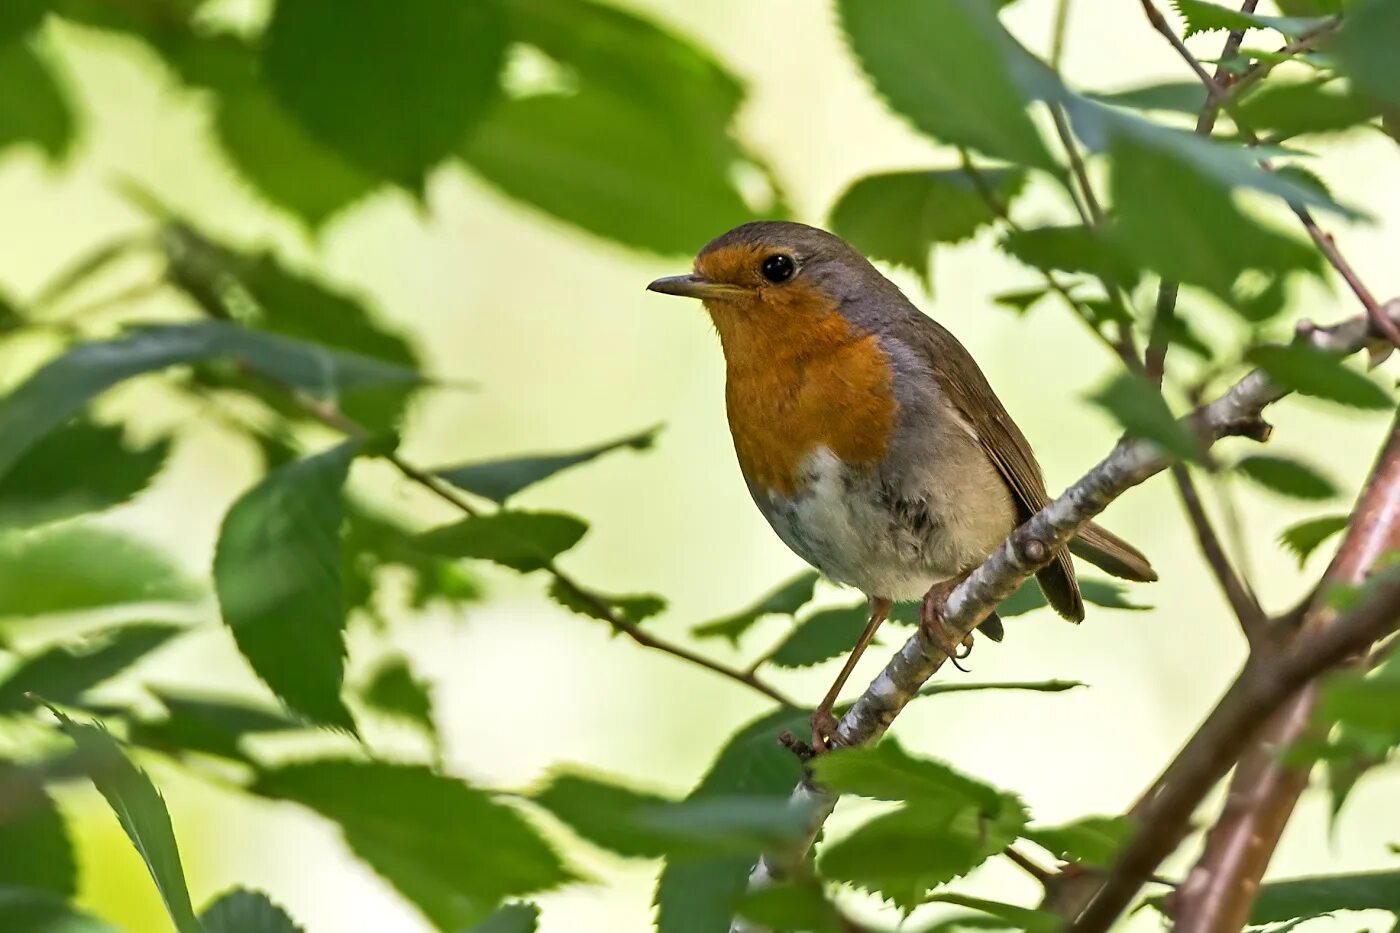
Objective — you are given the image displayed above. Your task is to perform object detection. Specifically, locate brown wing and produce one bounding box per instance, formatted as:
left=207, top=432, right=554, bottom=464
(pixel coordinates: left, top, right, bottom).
left=910, top=315, right=1085, bottom=622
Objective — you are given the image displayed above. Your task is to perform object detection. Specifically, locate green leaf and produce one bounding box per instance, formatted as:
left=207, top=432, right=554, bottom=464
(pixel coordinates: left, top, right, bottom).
left=1237, top=455, right=1338, bottom=500
left=1320, top=656, right=1400, bottom=738
left=359, top=656, right=435, bottom=738
left=1248, top=870, right=1400, bottom=925
left=992, top=288, right=1050, bottom=316
left=0, top=322, right=419, bottom=481
left=1087, top=372, right=1199, bottom=462
left=737, top=881, right=843, bottom=933
left=0, top=525, right=200, bottom=619
left=1279, top=515, right=1348, bottom=567
left=200, top=888, right=303, bottom=933
left=1170, top=0, right=1328, bottom=38
left=769, top=602, right=874, bottom=669
left=0, top=418, right=170, bottom=530
left=1235, top=79, right=1377, bottom=139
left=0, top=0, right=46, bottom=45
left=436, top=426, right=659, bottom=503
left=262, top=0, right=505, bottom=187
left=1331, top=0, right=1400, bottom=112
left=459, top=903, right=539, bottom=933
left=1001, top=225, right=1140, bottom=291
left=838, top=0, right=1056, bottom=169
left=0, top=762, right=75, bottom=896
left=417, top=511, right=588, bottom=573
left=214, top=441, right=360, bottom=730
left=1023, top=815, right=1131, bottom=868
left=53, top=712, right=201, bottom=933
left=996, top=578, right=1149, bottom=617
left=923, top=894, right=1060, bottom=933
left=128, top=690, right=307, bottom=763
left=654, top=706, right=811, bottom=933
left=829, top=169, right=1025, bottom=287
left=916, top=680, right=1085, bottom=699
left=463, top=0, right=770, bottom=255
left=545, top=579, right=665, bottom=625
left=812, top=737, right=1014, bottom=813
left=691, top=572, right=821, bottom=645
left=1089, top=82, right=1208, bottom=114
left=0, top=887, right=122, bottom=933
left=0, top=42, right=74, bottom=162
left=343, top=500, right=484, bottom=615
left=1249, top=344, right=1394, bottom=409
left=0, top=623, right=183, bottom=713
left=254, top=760, right=572, bottom=930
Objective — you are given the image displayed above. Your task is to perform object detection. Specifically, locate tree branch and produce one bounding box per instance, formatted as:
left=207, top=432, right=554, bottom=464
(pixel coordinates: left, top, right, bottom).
left=1170, top=464, right=1269, bottom=645
left=732, top=301, right=1400, bottom=931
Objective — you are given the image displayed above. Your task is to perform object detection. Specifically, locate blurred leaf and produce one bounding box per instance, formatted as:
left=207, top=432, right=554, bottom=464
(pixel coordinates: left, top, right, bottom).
left=654, top=706, right=811, bottom=933
left=1232, top=276, right=1289, bottom=324
left=536, top=773, right=674, bottom=859
left=0, top=322, right=419, bottom=481
left=1248, top=344, right=1394, bottom=409
left=1247, top=870, right=1400, bottom=925
left=996, top=577, right=1148, bottom=617
left=813, top=737, right=1015, bottom=813
left=692, top=572, right=820, bottom=646
left=359, top=656, right=435, bottom=738
left=0, top=0, right=46, bottom=44
left=838, top=0, right=1055, bottom=169
left=1279, top=515, right=1348, bottom=567
left=923, top=895, right=1059, bottom=933
left=1001, top=225, right=1140, bottom=291
left=1023, top=815, right=1130, bottom=868
left=0, top=525, right=200, bottom=619
left=737, top=881, right=843, bottom=933
left=1320, top=655, right=1400, bottom=737
left=53, top=712, right=200, bottom=933
left=437, top=426, right=659, bottom=504
left=0, top=762, right=74, bottom=895
left=1331, top=0, right=1400, bottom=112
left=459, top=903, right=539, bottom=933
left=1170, top=0, right=1327, bottom=38
left=1237, top=454, right=1338, bottom=500
left=1235, top=79, right=1377, bottom=138
left=1089, top=81, right=1208, bottom=114
left=254, top=760, right=572, bottom=930
left=0, top=623, right=183, bottom=713
left=200, top=888, right=303, bottom=933
left=992, top=288, right=1050, bottom=316
left=546, top=579, right=665, bottom=625
left=769, top=602, right=874, bottom=669
left=1088, top=372, right=1198, bottom=462
left=0, top=887, right=122, bottom=932
left=214, top=441, right=360, bottom=730
left=0, top=419, right=170, bottom=529
left=0, top=42, right=74, bottom=162
left=343, top=501, right=484, bottom=615
left=464, top=0, right=770, bottom=254
left=128, top=690, right=307, bottom=763
left=418, top=511, right=588, bottom=573
left=262, top=0, right=505, bottom=188
left=829, top=169, right=1025, bottom=287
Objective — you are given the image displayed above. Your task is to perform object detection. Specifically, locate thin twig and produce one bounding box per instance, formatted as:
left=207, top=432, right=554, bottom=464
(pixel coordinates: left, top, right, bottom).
left=1006, top=846, right=1056, bottom=886
left=1170, top=464, right=1269, bottom=644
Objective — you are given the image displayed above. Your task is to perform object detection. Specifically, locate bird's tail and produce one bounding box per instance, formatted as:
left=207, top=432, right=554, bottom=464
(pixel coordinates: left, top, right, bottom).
left=1070, top=522, right=1158, bottom=582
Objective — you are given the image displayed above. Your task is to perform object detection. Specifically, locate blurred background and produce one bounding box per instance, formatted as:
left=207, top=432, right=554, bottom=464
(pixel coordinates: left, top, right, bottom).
left=2, top=0, right=1399, bottom=930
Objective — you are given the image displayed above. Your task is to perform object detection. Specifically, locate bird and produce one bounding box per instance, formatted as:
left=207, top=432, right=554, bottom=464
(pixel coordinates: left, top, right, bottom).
left=648, top=221, right=1156, bottom=751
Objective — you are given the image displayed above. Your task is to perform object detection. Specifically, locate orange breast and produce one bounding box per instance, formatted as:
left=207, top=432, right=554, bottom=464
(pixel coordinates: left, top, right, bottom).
left=711, top=280, right=897, bottom=498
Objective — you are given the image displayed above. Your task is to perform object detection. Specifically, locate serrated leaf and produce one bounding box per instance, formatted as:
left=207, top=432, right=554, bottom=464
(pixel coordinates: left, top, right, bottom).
left=0, top=623, right=183, bottom=712
left=200, top=888, right=303, bottom=933
left=0, top=525, right=200, bottom=619
left=546, top=578, right=665, bottom=626
left=263, top=0, right=505, bottom=187
left=254, top=760, right=572, bottom=930
left=460, top=903, right=539, bottom=933
left=1237, top=455, right=1338, bottom=500
left=1235, top=79, right=1377, bottom=139
left=691, top=572, right=821, bottom=645
left=1279, top=515, right=1348, bottom=567
left=924, top=894, right=1059, bottom=932
left=1249, top=343, right=1394, bottom=409
left=417, top=511, right=588, bottom=573
left=838, top=0, right=1056, bottom=169
left=813, top=737, right=1015, bottom=814
left=769, top=602, right=874, bottom=669
left=654, top=706, right=811, bottom=933
left=0, top=322, right=420, bottom=481
left=436, top=426, right=659, bottom=504
left=1088, top=372, right=1199, bottom=462
left=0, top=41, right=74, bottom=162
left=1170, top=0, right=1327, bottom=38
left=1331, top=0, right=1400, bottom=112
left=0, top=762, right=75, bottom=896
left=214, top=441, right=360, bottom=730
left=0, top=887, right=122, bottom=932
left=829, top=169, right=1025, bottom=286
left=53, top=712, right=201, bottom=933
left=359, top=656, right=435, bottom=739
left=128, top=690, right=307, bottom=763
left=1247, top=870, right=1400, bottom=925
left=1001, top=225, right=1140, bottom=291
left=1024, top=815, right=1131, bottom=868
left=0, top=418, right=170, bottom=529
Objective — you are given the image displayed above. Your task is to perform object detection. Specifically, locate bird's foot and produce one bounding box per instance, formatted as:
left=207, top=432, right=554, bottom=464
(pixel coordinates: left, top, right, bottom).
left=810, top=707, right=843, bottom=754
left=921, top=577, right=974, bottom=672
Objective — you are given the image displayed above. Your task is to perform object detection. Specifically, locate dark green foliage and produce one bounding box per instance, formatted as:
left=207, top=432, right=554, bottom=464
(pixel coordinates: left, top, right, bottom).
left=359, top=656, right=435, bottom=739
left=1087, top=372, right=1199, bottom=462
left=0, top=888, right=122, bottom=932
left=691, top=572, right=821, bottom=645
left=1169, top=0, right=1326, bottom=39
left=1279, top=515, right=1349, bottom=567
left=254, top=760, right=572, bottom=930
left=1001, top=225, right=1140, bottom=291
left=996, top=578, right=1150, bottom=617
left=460, top=903, right=539, bottom=933
left=923, top=894, right=1059, bottom=932
left=1234, top=79, right=1377, bottom=139
left=1328, top=0, right=1400, bottom=111
left=437, top=426, right=659, bottom=504
left=1248, top=344, right=1395, bottom=409
left=1237, top=454, right=1338, bottom=500
left=200, top=889, right=304, bottom=933
left=0, top=0, right=46, bottom=45
left=0, top=623, right=183, bottom=712
left=0, top=42, right=74, bottom=161
left=829, top=169, right=1025, bottom=286
left=1024, top=815, right=1131, bottom=868
left=127, top=690, right=308, bottom=764
left=1247, top=870, right=1400, bottom=926
left=0, top=763, right=75, bottom=896
left=214, top=441, right=360, bottom=730
left=769, top=602, right=877, bottom=669
left=737, top=882, right=844, bottom=933
left=546, top=579, right=666, bottom=625
left=417, top=511, right=588, bottom=573
left=1090, top=81, right=1208, bottom=113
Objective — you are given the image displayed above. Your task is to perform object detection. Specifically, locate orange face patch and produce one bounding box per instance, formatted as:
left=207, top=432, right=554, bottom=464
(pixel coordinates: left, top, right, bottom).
left=694, top=246, right=897, bottom=497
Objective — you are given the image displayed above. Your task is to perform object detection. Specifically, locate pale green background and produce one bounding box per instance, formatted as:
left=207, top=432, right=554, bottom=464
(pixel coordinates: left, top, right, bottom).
left=3, top=1, right=1399, bottom=930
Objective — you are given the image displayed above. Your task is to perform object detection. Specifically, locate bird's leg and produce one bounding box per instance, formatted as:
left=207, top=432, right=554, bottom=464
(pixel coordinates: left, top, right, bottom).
left=811, top=596, right=891, bottom=753
left=921, top=572, right=975, bottom=673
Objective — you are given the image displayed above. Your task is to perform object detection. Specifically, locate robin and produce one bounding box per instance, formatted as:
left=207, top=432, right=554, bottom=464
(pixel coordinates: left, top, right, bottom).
left=649, top=221, right=1156, bottom=750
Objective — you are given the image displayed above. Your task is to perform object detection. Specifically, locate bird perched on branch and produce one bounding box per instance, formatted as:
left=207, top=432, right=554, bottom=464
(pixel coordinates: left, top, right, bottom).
left=649, top=221, right=1156, bottom=751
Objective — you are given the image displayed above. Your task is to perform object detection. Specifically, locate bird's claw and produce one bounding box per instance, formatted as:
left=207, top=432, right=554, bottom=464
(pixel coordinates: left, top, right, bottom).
left=810, top=708, right=843, bottom=753
left=921, top=585, right=973, bottom=672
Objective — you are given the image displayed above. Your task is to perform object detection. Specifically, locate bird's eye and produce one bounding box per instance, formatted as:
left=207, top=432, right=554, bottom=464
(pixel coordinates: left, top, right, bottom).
left=760, top=253, right=796, bottom=284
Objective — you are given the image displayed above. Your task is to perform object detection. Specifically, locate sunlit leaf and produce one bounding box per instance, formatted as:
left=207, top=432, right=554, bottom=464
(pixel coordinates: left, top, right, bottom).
left=691, top=572, right=820, bottom=645
left=0, top=762, right=74, bottom=896
left=0, top=623, right=183, bottom=713
left=214, top=441, right=360, bottom=730
left=1248, top=344, right=1394, bottom=410
left=200, top=888, right=303, bottom=933
left=1237, top=454, right=1338, bottom=500
left=436, top=426, right=659, bottom=503
left=1279, top=514, right=1348, bottom=567
left=417, top=511, right=588, bottom=573
left=1087, top=372, right=1198, bottom=462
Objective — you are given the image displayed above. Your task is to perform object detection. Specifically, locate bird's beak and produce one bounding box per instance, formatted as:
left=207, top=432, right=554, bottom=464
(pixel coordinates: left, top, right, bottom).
left=646, top=274, right=748, bottom=300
